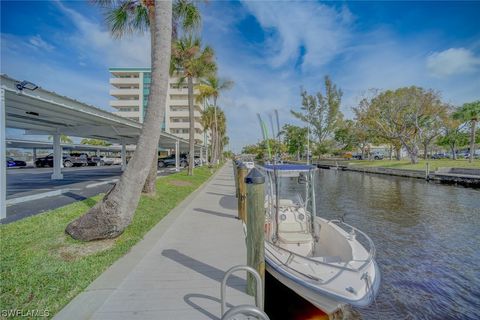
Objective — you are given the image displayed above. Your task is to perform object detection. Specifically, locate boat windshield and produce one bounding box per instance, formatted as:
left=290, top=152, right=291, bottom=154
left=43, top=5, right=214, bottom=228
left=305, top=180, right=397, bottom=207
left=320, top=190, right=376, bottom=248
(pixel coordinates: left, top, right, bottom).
left=260, top=164, right=318, bottom=239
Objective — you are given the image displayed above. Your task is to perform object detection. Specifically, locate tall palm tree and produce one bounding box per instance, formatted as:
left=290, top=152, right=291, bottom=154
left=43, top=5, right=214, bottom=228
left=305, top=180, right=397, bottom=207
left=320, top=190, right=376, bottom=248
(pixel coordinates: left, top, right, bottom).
left=65, top=0, right=172, bottom=241
left=200, top=105, right=216, bottom=163
left=142, top=0, right=202, bottom=194
left=454, top=100, right=480, bottom=163
left=171, top=36, right=216, bottom=175
left=200, top=75, right=233, bottom=164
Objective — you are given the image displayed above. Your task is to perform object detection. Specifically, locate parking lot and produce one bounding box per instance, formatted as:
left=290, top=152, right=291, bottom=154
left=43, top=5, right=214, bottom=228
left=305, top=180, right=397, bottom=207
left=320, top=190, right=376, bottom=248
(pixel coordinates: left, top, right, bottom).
left=3, top=165, right=180, bottom=224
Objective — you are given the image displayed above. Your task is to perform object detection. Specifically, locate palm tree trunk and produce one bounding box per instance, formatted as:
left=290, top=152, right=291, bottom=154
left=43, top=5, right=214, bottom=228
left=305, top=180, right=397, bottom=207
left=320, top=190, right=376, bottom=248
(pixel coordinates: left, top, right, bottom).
left=213, top=97, right=218, bottom=164
left=142, top=148, right=158, bottom=195
left=142, top=8, right=162, bottom=195
left=470, top=119, right=476, bottom=163
left=188, top=76, right=195, bottom=175
left=66, top=1, right=172, bottom=241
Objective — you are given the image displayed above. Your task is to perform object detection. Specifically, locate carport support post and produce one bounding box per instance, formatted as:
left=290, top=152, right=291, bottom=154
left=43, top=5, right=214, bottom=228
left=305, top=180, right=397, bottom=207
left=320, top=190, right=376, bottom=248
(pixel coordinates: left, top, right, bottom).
left=96, top=149, right=101, bottom=166
left=51, top=133, right=63, bottom=180
left=1, top=89, right=6, bottom=219
left=175, top=140, right=180, bottom=172
left=32, top=148, right=37, bottom=166
left=121, top=139, right=127, bottom=171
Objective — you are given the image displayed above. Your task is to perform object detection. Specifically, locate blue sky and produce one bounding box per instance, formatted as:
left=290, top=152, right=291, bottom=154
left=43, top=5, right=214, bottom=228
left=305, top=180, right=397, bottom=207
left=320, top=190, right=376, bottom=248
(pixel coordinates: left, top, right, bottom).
left=2, top=1, right=480, bottom=152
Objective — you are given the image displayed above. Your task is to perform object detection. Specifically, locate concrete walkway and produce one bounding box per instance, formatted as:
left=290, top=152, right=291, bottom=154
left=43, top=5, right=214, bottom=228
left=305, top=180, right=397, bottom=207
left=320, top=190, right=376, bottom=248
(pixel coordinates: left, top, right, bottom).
left=55, top=162, right=253, bottom=320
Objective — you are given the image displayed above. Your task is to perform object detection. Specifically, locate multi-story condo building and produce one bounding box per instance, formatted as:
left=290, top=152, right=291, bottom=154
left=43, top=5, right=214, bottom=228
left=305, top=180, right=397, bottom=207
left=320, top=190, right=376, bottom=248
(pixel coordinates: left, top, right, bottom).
left=109, top=67, right=207, bottom=145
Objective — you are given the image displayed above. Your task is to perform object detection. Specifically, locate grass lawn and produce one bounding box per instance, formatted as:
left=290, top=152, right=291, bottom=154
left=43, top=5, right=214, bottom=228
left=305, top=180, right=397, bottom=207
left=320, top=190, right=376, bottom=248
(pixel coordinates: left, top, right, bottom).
left=0, top=165, right=217, bottom=318
left=348, top=159, right=480, bottom=171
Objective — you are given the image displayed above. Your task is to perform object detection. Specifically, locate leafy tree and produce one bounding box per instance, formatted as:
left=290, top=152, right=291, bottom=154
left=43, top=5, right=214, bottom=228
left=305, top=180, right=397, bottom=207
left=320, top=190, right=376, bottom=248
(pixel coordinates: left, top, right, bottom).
left=453, top=100, right=480, bottom=162
left=334, top=120, right=359, bottom=151
left=291, top=76, right=343, bottom=154
left=241, top=139, right=285, bottom=161
left=355, top=86, right=444, bottom=164
left=171, top=36, right=216, bottom=175
left=48, top=134, right=73, bottom=144
left=65, top=0, right=174, bottom=241
left=80, top=138, right=111, bottom=146
left=281, top=124, right=308, bottom=160
left=242, top=144, right=261, bottom=156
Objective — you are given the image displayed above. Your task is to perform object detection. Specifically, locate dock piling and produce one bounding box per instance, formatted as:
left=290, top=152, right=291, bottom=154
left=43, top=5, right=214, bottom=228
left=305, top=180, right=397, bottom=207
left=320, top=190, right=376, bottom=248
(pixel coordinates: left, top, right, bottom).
left=237, top=163, right=248, bottom=221
left=233, top=160, right=239, bottom=198
left=245, top=168, right=265, bottom=299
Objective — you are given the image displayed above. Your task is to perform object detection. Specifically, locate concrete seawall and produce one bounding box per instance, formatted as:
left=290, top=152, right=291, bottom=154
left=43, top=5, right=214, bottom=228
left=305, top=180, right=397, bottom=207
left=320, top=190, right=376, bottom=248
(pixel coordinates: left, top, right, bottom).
left=313, top=162, right=480, bottom=188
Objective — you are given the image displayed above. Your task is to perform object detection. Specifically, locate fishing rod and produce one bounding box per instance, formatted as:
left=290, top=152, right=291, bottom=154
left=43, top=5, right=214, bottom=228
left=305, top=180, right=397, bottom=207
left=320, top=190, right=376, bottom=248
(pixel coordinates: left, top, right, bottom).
left=256, top=113, right=272, bottom=162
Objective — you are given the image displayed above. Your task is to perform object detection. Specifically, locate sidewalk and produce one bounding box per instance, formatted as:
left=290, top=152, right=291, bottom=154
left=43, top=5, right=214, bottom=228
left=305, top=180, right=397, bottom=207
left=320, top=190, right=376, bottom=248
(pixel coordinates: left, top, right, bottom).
left=54, top=162, right=253, bottom=320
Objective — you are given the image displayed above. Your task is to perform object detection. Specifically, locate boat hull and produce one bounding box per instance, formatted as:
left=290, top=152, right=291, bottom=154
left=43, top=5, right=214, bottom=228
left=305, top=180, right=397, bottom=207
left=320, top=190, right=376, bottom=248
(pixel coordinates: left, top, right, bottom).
left=266, top=261, right=343, bottom=314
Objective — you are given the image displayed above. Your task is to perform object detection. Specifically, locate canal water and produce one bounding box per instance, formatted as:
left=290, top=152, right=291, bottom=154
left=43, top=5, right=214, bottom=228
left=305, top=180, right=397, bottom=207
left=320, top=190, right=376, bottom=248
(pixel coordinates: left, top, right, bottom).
left=307, top=169, right=480, bottom=319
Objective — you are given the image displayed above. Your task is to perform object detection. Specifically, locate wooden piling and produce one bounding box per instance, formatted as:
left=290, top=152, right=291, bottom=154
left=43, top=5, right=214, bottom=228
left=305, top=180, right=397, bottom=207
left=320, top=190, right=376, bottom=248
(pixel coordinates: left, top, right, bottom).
left=237, top=163, right=248, bottom=221
left=233, top=160, right=239, bottom=198
left=245, top=168, right=265, bottom=299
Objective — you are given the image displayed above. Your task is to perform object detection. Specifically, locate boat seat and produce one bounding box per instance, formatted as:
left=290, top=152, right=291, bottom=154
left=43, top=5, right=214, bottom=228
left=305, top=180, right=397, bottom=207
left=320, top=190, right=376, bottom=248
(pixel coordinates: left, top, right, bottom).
left=278, top=222, right=306, bottom=233
left=278, top=232, right=312, bottom=244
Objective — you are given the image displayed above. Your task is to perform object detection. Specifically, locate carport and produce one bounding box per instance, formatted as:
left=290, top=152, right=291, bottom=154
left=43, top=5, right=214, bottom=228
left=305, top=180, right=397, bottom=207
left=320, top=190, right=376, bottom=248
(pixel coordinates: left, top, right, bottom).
left=1, top=74, right=206, bottom=219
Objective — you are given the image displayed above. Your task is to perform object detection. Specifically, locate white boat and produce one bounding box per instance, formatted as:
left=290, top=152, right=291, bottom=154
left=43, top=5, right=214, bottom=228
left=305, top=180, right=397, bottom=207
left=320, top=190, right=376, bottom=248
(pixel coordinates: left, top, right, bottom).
left=259, top=164, right=381, bottom=314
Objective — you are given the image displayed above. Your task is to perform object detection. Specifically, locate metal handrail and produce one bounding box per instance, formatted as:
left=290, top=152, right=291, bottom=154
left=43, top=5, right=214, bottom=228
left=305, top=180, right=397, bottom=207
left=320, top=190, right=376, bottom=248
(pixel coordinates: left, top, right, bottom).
left=221, top=305, right=270, bottom=320
left=221, top=265, right=263, bottom=317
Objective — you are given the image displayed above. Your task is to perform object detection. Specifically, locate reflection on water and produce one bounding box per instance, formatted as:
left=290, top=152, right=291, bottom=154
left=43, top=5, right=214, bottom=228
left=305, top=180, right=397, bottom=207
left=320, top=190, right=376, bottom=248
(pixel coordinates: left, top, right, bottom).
left=314, top=169, right=480, bottom=319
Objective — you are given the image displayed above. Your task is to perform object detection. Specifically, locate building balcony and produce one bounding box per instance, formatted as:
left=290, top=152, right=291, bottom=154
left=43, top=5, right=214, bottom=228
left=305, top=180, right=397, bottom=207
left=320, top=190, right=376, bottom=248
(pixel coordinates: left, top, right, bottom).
left=110, top=99, right=140, bottom=107
left=168, top=110, right=202, bottom=118
left=169, top=87, right=200, bottom=95
left=110, top=88, right=140, bottom=97
left=170, top=132, right=205, bottom=142
left=169, top=121, right=203, bottom=130
left=110, top=77, right=140, bottom=88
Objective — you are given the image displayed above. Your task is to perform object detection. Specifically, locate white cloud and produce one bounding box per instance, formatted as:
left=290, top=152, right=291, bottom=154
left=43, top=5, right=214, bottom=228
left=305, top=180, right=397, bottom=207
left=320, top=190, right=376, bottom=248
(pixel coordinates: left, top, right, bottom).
left=53, top=0, right=151, bottom=67
left=427, top=48, right=480, bottom=77
left=241, top=1, right=352, bottom=69
left=28, top=35, right=55, bottom=51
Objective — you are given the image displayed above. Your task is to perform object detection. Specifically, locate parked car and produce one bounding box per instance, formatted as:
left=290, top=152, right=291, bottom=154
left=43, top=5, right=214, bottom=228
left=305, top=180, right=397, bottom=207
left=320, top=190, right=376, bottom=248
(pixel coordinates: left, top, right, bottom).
left=6, top=157, right=26, bottom=167
left=456, top=150, right=469, bottom=159
left=6, top=158, right=16, bottom=167
left=371, top=151, right=384, bottom=160
left=35, top=153, right=88, bottom=168
left=99, top=155, right=115, bottom=166
left=158, top=154, right=188, bottom=168
left=194, top=156, right=202, bottom=166
left=431, top=152, right=451, bottom=159
left=351, top=153, right=364, bottom=160
left=71, top=153, right=102, bottom=166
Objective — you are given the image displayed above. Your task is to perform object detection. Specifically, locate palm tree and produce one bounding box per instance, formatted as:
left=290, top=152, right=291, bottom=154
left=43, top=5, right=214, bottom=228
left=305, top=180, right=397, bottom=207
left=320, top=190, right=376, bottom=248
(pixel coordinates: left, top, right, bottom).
left=171, top=36, right=216, bottom=175
left=199, top=75, right=233, bottom=164
left=142, top=0, right=202, bottom=193
left=65, top=0, right=173, bottom=241
left=200, top=105, right=216, bottom=163
left=454, top=100, right=480, bottom=163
